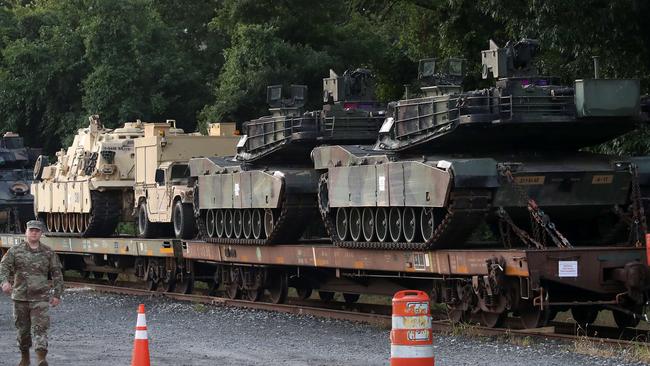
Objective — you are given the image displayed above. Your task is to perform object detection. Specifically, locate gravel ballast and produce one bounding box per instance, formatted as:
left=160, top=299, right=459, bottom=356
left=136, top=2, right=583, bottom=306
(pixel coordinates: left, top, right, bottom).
left=0, top=289, right=646, bottom=365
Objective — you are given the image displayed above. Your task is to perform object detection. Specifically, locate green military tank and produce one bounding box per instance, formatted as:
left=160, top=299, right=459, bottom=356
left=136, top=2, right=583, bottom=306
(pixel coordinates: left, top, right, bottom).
left=189, top=68, right=385, bottom=244
left=0, top=132, right=41, bottom=232
left=314, top=39, right=645, bottom=251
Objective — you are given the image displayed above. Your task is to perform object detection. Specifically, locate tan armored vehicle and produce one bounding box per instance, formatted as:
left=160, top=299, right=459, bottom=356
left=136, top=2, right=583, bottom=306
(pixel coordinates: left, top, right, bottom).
left=32, top=115, right=148, bottom=236
left=135, top=122, right=239, bottom=239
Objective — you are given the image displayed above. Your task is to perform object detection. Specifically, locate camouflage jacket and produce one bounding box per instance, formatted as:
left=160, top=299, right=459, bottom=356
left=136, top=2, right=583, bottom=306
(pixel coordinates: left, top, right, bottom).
left=0, top=241, right=64, bottom=302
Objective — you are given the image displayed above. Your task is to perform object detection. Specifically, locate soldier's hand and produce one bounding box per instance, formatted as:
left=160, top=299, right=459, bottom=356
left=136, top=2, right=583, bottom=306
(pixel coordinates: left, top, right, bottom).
left=50, top=297, right=60, bottom=307
left=1, top=281, right=12, bottom=294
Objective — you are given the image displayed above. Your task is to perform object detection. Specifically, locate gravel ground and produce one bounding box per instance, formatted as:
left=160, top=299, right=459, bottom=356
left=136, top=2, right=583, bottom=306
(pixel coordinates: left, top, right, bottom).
left=0, top=289, right=647, bottom=366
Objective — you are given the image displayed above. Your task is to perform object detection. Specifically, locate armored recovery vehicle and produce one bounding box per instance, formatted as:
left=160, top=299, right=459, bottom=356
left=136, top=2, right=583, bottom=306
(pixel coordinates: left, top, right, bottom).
left=31, top=116, right=155, bottom=236
left=135, top=121, right=239, bottom=239
left=0, top=132, right=40, bottom=232
left=189, top=69, right=385, bottom=245
left=314, top=39, right=645, bottom=252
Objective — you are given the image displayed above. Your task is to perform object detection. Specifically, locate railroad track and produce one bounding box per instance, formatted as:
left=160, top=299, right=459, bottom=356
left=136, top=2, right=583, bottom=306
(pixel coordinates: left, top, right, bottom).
left=64, top=280, right=650, bottom=349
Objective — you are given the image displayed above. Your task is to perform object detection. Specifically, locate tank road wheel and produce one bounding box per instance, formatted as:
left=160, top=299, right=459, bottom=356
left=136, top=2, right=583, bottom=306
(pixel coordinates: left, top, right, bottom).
left=233, top=209, right=243, bottom=239
left=61, top=213, right=69, bottom=233
left=375, top=208, right=389, bottom=242
left=252, top=209, right=263, bottom=239
left=267, top=271, right=288, bottom=304
left=420, top=208, right=436, bottom=242
left=206, top=210, right=216, bottom=238
left=402, top=207, right=417, bottom=243
left=264, top=209, right=275, bottom=238
left=75, top=214, right=84, bottom=234
left=46, top=213, right=54, bottom=232
left=173, top=200, right=196, bottom=239
left=242, top=209, right=253, bottom=239
left=53, top=213, right=61, bottom=232
left=349, top=208, right=362, bottom=241
left=335, top=208, right=349, bottom=241
left=571, top=307, right=599, bottom=329
left=138, top=203, right=157, bottom=238
left=389, top=207, right=402, bottom=242
left=215, top=210, right=225, bottom=238
left=318, top=291, right=335, bottom=302
left=83, top=213, right=91, bottom=232
left=361, top=208, right=375, bottom=242
left=224, top=210, right=234, bottom=238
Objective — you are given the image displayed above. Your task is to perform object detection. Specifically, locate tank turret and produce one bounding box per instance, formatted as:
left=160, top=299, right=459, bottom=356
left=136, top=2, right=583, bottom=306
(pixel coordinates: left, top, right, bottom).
left=376, top=39, right=641, bottom=153
left=0, top=132, right=41, bottom=232
left=32, top=115, right=148, bottom=236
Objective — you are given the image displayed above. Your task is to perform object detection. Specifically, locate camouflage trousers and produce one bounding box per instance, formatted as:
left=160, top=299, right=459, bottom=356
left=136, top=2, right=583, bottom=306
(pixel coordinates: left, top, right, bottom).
left=13, top=300, right=50, bottom=351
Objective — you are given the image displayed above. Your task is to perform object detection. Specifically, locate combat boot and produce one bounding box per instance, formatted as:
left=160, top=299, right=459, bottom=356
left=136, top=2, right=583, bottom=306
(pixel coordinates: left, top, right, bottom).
left=35, top=350, right=47, bottom=366
left=18, top=350, right=30, bottom=366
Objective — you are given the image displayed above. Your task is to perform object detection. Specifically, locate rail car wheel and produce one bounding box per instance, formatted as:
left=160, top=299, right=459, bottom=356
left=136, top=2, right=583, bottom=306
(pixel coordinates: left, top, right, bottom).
left=242, top=209, right=253, bottom=239
left=161, top=270, right=176, bottom=293
left=107, top=273, right=118, bottom=285
left=145, top=260, right=159, bottom=291
left=613, top=308, right=641, bottom=329
left=343, top=293, right=360, bottom=304
left=448, top=306, right=470, bottom=323
left=53, top=213, right=61, bottom=232
left=224, top=210, right=234, bottom=238
left=233, top=209, right=243, bottom=238
left=362, top=208, right=375, bottom=242
left=267, top=272, right=288, bottom=304
left=349, top=208, right=362, bottom=241
left=173, top=201, right=195, bottom=239
left=335, top=208, right=348, bottom=241
left=245, top=288, right=263, bottom=302
left=138, top=203, right=156, bottom=238
left=206, top=210, right=216, bottom=237
left=264, top=209, right=275, bottom=238
left=571, top=307, right=599, bottom=328
left=420, top=208, right=436, bottom=241
left=402, top=207, right=417, bottom=242
left=207, top=270, right=221, bottom=296
left=519, top=301, right=550, bottom=329
left=389, top=208, right=402, bottom=242
left=215, top=210, right=224, bottom=238
left=375, top=208, right=388, bottom=242
left=252, top=209, right=263, bottom=239
left=479, top=311, right=505, bottom=328
left=318, top=291, right=335, bottom=302
left=176, top=271, right=194, bottom=294
left=225, top=268, right=241, bottom=299
left=296, top=287, right=312, bottom=300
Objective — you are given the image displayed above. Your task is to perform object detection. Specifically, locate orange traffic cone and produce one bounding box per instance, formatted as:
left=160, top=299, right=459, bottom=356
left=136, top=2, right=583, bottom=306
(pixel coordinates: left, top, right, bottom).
left=131, top=304, right=151, bottom=366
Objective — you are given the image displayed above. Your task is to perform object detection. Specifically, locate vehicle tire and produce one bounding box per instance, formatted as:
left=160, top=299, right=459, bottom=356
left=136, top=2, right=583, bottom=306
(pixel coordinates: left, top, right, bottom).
left=138, top=202, right=157, bottom=238
left=173, top=200, right=196, bottom=239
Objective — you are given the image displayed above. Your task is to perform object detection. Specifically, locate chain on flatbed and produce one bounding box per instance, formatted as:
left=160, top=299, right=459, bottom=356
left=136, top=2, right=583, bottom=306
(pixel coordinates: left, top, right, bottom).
left=318, top=173, right=492, bottom=250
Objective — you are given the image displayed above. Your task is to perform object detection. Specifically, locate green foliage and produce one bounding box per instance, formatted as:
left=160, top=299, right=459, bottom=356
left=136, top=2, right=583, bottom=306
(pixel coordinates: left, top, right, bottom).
left=0, top=0, right=649, bottom=155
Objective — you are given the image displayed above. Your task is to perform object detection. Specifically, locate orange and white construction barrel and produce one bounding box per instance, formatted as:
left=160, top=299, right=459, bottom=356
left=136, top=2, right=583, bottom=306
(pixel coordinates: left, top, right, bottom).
left=390, top=290, right=435, bottom=366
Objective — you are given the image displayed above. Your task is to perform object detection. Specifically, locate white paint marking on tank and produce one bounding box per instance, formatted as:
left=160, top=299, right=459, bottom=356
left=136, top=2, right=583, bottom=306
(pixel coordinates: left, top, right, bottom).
left=436, top=160, right=452, bottom=170
left=312, top=247, right=318, bottom=267
left=234, top=183, right=240, bottom=197
left=378, top=176, right=386, bottom=192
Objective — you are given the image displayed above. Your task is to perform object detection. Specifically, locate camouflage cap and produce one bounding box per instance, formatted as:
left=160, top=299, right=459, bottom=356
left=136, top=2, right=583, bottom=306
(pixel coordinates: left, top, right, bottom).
left=26, top=220, right=45, bottom=231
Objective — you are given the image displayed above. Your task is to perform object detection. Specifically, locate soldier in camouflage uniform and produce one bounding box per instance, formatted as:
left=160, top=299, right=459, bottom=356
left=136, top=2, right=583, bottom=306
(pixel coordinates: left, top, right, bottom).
left=0, top=220, right=63, bottom=366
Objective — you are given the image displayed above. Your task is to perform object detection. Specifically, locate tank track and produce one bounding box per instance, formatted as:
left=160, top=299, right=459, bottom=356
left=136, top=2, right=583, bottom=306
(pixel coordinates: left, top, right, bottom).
left=45, top=191, right=121, bottom=237
left=318, top=173, right=492, bottom=250
left=194, top=185, right=318, bottom=245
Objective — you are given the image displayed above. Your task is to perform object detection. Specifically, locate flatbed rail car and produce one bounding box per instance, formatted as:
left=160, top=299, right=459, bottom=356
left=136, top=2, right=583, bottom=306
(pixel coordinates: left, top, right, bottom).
left=1, top=234, right=648, bottom=329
